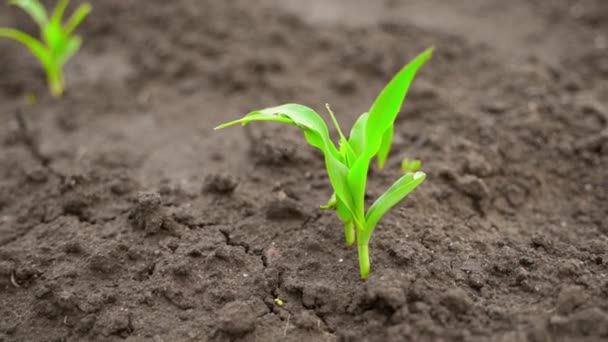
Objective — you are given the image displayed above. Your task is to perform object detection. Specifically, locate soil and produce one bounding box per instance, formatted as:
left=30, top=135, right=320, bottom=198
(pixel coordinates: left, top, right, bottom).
left=1, top=0, right=607, bottom=341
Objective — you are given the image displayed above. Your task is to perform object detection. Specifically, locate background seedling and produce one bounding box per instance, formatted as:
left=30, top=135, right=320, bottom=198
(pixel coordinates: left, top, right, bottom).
left=216, top=48, right=433, bottom=279
left=401, top=159, right=422, bottom=173
left=0, top=0, right=91, bottom=97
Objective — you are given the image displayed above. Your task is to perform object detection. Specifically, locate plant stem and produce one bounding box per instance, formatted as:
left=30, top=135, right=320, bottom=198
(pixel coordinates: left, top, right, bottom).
left=48, top=67, right=64, bottom=97
left=358, top=243, right=370, bottom=280
left=344, top=221, right=355, bottom=246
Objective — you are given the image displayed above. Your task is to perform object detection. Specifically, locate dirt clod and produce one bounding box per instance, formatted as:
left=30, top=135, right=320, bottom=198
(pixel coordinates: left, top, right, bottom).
left=128, top=191, right=166, bottom=234
left=440, top=288, right=473, bottom=316
left=555, top=285, right=587, bottom=315
left=264, top=196, right=308, bottom=220
left=202, top=173, right=238, bottom=194
left=216, top=301, right=256, bottom=337
left=548, top=307, right=608, bottom=337
left=294, top=310, right=320, bottom=330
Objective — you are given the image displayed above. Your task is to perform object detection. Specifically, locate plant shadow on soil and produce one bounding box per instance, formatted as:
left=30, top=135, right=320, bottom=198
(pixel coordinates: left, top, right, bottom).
left=0, top=0, right=607, bottom=341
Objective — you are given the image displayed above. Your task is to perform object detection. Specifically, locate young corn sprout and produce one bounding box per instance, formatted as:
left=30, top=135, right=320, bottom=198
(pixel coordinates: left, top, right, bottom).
left=216, top=48, right=433, bottom=279
left=0, top=0, right=91, bottom=97
left=401, top=159, right=422, bottom=173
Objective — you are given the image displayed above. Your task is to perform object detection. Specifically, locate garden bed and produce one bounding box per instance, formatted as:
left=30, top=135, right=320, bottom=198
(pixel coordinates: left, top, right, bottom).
left=1, top=0, right=607, bottom=341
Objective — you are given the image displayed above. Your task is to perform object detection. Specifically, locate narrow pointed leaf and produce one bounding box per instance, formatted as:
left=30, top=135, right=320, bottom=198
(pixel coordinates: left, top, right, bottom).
left=59, top=36, right=81, bottom=65
left=214, top=113, right=295, bottom=129
left=348, top=112, right=368, bottom=157
left=364, top=48, right=433, bottom=159
left=63, top=3, right=91, bottom=36
left=0, top=28, right=51, bottom=69
left=323, top=143, right=357, bottom=222
left=363, top=171, right=426, bottom=242
left=9, top=0, right=48, bottom=29
left=50, top=0, right=69, bottom=26
left=216, top=104, right=357, bottom=219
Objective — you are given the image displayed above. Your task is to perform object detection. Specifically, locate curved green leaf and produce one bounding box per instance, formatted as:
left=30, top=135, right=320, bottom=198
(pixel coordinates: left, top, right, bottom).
left=63, top=3, right=91, bottom=36
left=215, top=104, right=358, bottom=221
left=362, top=171, right=426, bottom=243
left=320, top=193, right=336, bottom=210
left=9, top=0, right=48, bottom=30
left=0, top=28, right=51, bottom=69
left=364, top=48, right=433, bottom=159
left=215, top=113, right=295, bottom=128
left=346, top=49, right=432, bottom=221
left=324, top=151, right=356, bottom=222
left=50, top=0, right=69, bottom=25
left=216, top=104, right=338, bottom=156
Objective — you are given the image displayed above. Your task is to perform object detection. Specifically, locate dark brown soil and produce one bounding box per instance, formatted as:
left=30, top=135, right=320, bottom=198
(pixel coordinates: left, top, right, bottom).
left=1, top=0, right=607, bottom=341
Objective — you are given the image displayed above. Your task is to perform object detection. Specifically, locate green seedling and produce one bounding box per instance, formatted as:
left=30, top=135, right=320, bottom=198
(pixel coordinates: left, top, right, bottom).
left=216, top=48, right=433, bottom=279
left=0, top=0, right=91, bottom=97
left=401, top=159, right=422, bottom=173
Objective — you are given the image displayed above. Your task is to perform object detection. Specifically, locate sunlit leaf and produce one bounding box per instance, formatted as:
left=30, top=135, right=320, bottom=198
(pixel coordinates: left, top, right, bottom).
left=348, top=112, right=368, bottom=157
left=363, top=171, right=426, bottom=242
left=364, top=48, right=433, bottom=159
left=216, top=104, right=358, bottom=219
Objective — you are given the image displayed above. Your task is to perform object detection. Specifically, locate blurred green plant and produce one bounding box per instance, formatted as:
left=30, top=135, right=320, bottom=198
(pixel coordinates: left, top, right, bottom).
left=216, top=48, right=433, bottom=279
left=401, top=159, right=422, bottom=173
left=0, top=0, right=91, bottom=96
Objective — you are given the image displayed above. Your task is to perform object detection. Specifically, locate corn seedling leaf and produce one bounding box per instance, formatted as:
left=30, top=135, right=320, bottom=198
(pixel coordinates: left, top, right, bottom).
left=348, top=112, right=368, bottom=157
left=346, top=155, right=370, bottom=223
left=215, top=104, right=338, bottom=156
left=215, top=104, right=358, bottom=219
left=401, top=159, right=422, bottom=173
left=50, top=0, right=68, bottom=26
left=336, top=197, right=353, bottom=222
left=9, top=0, right=48, bottom=29
left=0, top=28, right=51, bottom=68
left=59, top=36, right=81, bottom=65
left=363, top=171, right=426, bottom=242
left=324, top=150, right=357, bottom=222
left=320, top=193, right=337, bottom=209
left=63, top=3, right=91, bottom=36
left=364, top=48, right=433, bottom=159
left=377, top=124, right=394, bottom=169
